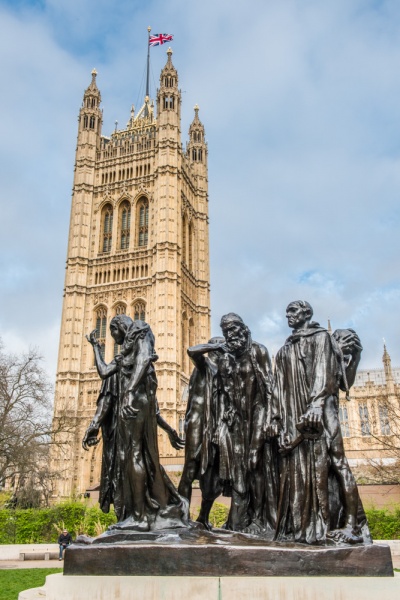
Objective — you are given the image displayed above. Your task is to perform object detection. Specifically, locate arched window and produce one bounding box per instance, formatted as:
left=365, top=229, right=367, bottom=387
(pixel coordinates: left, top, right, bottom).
left=133, top=301, right=146, bottom=321
left=181, top=311, right=188, bottom=372
left=95, top=307, right=107, bottom=360
left=89, top=116, right=95, bottom=129
left=163, top=96, right=174, bottom=110
left=188, top=221, right=194, bottom=271
left=189, top=317, right=195, bottom=349
left=101, top=204, right=113, bottom=253
left=83, top=115, right=88, bottom=128
left=113, top=304, right=126, bottom=356
left=339, top=405, right=350, bottom=438
left=120, top=201, right=131, bottom=250
left=179, top=415, right=185, bottom=440
left=182, top=214, right=187, bottom=265
left=359, top=403, right=371, bottom=436
left=137, top=198, right=149, bottom=247
left=379, top=403, right=390, bottom=435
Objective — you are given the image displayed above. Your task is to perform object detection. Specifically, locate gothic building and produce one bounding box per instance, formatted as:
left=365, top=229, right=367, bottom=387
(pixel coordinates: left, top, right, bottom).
left=51, top=49, right=210, bottom=497
left=339, top=344, right=400, bottom=479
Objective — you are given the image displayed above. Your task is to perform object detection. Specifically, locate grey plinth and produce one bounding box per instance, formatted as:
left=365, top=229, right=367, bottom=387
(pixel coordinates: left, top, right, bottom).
left=64, top=529, right=393, bottom=577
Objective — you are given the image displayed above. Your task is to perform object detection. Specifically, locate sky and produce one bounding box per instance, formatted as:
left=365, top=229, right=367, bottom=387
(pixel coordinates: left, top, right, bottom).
left=1, top=0, right=400, bottom=382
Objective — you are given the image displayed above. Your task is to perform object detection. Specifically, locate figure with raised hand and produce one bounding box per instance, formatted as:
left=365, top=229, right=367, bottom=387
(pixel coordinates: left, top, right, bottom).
left=83, top=315, right=188, bottom=532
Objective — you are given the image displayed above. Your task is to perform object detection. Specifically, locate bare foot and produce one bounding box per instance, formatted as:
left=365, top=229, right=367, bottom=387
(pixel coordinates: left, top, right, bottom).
left=244, top=519, right=265, bottom=535
left=327, top=526, right=363, bottom=545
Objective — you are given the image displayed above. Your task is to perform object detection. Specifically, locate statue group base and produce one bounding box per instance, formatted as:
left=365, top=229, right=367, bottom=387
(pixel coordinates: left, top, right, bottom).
left=63, top=527, right=393, bottom=577
left=19, top=529, right=397, bottom=600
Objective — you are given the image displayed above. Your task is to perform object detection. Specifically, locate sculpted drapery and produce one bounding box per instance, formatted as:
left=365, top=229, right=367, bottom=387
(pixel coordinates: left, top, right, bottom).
left=270, top=308, right=369, bottom=545
left=83, top=316, right=188, bottom=532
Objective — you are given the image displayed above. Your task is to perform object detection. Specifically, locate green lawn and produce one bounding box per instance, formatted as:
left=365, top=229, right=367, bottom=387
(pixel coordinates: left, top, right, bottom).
left=0, top=568, right=62, bottom=600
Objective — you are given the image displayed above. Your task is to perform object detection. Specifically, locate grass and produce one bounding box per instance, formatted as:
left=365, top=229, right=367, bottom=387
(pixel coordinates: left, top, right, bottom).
left=0, top=568, right=62, bottom=600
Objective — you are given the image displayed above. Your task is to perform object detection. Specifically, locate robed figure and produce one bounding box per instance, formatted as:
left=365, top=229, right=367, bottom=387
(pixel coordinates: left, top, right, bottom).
left=217, top=313, right=278, bottom=533
left=269, top=301, right=370, bottom=545
left=178, top=337, right=226, bottom=529
left=83, top=315, right=188, bottom=532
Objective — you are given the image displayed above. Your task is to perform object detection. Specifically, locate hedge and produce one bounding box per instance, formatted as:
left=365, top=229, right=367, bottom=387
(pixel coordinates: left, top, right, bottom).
left=364, top=505, right=400, bottom=540
left=0, top=502, right=398, bottom=543
left=0, top=502, right=117, bottom=543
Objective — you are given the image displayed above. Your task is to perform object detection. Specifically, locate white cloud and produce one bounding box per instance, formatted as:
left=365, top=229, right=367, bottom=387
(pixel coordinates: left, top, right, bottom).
left=1, top=0, right=400, bottom=382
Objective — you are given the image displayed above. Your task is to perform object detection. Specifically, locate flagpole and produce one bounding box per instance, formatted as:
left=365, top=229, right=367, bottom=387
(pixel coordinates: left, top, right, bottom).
left=146, top=26, right=151, bottom=98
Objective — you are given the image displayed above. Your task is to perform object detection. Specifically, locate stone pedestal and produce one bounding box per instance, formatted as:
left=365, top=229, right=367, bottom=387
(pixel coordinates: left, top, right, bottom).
left=64, top=529, right=393, bottom=577
left=19, top=572, right=400, bottom=600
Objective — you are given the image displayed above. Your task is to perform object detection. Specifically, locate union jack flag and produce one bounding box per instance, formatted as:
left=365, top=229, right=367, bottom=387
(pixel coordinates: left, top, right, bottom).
left=149, top=33, right=173, bottom=47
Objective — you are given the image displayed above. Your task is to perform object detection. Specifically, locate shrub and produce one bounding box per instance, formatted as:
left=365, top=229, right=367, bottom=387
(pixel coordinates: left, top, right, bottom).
left=365, top=505, right=400, bottom=540
left=0, top=501, right=117, bottom=543
left=209, top=502, right=229, bottom=528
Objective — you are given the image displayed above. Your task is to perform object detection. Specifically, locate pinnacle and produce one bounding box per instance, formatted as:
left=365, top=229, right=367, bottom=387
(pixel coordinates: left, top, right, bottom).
left=85, top=68, right=100, bottom=97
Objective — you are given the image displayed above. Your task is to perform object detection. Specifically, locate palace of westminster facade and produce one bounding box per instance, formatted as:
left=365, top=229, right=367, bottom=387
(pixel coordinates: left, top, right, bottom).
left=51, top=50, right=211, bottom=496
left=51, top=50, right=399, bottom=498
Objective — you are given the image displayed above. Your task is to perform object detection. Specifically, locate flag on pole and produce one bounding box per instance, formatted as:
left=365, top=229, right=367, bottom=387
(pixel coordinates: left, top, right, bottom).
left=149, top=33, right=173, bottom=47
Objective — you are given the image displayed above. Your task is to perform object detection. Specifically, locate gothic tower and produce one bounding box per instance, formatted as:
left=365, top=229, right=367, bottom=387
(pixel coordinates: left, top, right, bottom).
left=51, top=50, right=210, bottom=497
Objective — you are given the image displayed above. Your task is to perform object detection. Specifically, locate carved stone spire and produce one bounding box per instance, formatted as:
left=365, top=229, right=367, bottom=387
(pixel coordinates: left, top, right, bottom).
left=78, top=69, right=102, bottom=141
left=382, top=341, right=394, bottom=393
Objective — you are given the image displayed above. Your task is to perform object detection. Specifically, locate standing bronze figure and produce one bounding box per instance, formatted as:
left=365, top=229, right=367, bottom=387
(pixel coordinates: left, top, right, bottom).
left=217, top=313, right=277, bottom=533
left=268, top=301, right=369, bottom=544
left=82, top=315, right=189, bottom=532
left=178, top=337, right=226, bottom=529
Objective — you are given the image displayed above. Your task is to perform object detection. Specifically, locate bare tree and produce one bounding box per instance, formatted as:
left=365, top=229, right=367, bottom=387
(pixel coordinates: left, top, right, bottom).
left=355, top=395, right=400, bottom=485
left=0, top=340, right=71, bottom=506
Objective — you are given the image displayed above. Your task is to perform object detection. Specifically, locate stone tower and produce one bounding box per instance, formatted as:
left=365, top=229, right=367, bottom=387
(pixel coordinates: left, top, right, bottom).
left=51, top=50, right=210, bottom=497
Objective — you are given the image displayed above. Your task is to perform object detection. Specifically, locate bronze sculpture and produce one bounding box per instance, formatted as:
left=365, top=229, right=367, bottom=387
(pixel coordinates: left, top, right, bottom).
left=268, top=301, right=369, bottom=544
left=68, top=308, right=395, bottom=578
left=82, top=306, right=369, bottom=547
left=216, top=313, right=277, bottom=533
left=82, top=315, right=188, bottom=531
left=177, top=337, right=226, bottom=529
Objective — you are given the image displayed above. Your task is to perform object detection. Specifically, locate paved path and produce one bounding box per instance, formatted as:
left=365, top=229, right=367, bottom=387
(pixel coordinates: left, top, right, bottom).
left=0, top=559, right=63, bottom=569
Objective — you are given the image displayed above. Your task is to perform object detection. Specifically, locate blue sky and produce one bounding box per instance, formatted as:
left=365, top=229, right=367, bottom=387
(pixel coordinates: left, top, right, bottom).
left=1, top=0, right=400, bottom=380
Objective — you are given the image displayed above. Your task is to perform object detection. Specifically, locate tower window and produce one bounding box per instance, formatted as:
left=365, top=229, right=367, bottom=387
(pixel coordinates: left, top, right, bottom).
left=163, top=96, right=174, bottom=110
left=339, top=405, right=350, bottom=438
left=359, top=402, right=371, bottom=436
left=95, top=307, right=107, bottom=360
left=179, top=415, right=185, bottom=440
left=90, top=116, right=95, bottom=129
left=137, top=199, right=149, bottom=247
left=182, top=214, right=187, bottom=265
left=379, top=403, right=390, bottom=435
left=120, top=201, right=131, bottom=250
left=133, top=301, right=146, bottom=321
left=191, top=147, right=203, bottom=162
left=83, top=115, right=88, bottom=128
left=113, top=304, right=126, bottom=356
left=101, top=204, right=113, bottom=253
left=188, top=222, right=194, bottom=271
